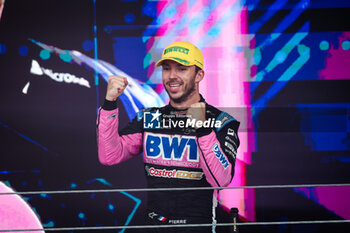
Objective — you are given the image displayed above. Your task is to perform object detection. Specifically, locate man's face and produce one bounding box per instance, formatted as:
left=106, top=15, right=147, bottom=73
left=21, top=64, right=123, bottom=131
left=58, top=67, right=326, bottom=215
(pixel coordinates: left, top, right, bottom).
left=161, top=60, right=199, bottom=104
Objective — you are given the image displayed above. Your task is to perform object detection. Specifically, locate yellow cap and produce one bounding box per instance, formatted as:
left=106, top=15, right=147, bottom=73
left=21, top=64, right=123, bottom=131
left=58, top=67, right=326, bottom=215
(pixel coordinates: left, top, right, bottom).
left=156, top=41, right=204, bottom=70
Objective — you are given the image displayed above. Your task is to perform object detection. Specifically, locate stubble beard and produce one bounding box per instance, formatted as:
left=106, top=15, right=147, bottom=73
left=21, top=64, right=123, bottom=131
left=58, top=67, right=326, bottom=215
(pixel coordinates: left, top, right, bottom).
left=165, top=75, right=196, bottom=104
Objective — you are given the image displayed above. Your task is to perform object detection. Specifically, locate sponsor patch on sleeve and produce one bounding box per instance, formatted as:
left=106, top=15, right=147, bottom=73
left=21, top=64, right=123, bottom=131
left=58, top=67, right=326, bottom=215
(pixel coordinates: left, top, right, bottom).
left=212, top=143, right=230, bottom=169
left=215, top=112, right=235, bottom=132
left=108, top=113, right=117, bottom=119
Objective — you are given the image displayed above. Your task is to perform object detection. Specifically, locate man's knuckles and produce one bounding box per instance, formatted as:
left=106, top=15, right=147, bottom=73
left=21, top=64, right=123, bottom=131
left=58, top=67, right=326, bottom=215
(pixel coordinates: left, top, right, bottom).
left=189, top=102, right=205, bottom=109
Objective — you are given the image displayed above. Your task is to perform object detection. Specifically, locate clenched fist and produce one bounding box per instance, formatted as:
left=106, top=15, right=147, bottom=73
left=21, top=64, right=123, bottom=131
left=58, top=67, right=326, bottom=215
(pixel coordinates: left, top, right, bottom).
left=187, top=102, right=206, bottom=129
left=105, top=76, right=128, bottom=101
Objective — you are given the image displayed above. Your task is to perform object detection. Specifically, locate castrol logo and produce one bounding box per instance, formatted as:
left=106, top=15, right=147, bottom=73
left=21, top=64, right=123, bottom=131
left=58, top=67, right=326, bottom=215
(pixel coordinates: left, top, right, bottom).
left=145, top=166, right=203, bottom=180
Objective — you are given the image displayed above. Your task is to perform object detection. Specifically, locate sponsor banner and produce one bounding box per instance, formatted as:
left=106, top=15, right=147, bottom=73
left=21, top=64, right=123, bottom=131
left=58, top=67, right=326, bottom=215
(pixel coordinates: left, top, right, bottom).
left=145, top=166, right=203, bottom=180
left=30, top=60, right=90, bottom=88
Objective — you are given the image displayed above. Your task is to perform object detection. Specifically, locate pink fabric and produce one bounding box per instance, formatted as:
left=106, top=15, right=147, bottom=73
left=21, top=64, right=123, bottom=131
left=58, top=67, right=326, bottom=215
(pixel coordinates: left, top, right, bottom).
left=197, top=131, right=232, bottom=187
left=97, top=108, right=142, bottom=165
left=0, top=182, right=44, bottom=233
left=98, top=108, right=233, bottom=187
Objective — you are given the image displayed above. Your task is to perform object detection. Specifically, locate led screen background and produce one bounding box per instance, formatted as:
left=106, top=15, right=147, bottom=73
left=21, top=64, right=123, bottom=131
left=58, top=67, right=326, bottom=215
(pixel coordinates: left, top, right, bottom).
left=0, top=0, right=349, bottom=232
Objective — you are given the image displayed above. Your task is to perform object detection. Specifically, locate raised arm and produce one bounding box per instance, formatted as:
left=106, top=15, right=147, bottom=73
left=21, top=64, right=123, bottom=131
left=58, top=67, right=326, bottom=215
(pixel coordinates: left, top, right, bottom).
left=96, top=76, right=143, bottom=166
left=188, top=103, right=240, bottom=187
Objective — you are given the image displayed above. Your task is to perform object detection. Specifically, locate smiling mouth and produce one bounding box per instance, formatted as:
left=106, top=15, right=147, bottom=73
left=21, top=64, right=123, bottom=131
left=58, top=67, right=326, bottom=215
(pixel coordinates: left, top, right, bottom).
left=167, top=83, right=182, bottom=92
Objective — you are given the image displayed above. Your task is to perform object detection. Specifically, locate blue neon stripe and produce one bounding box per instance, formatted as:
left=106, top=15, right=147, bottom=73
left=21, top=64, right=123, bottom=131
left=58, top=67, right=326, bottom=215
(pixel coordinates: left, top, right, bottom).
left=93, top=0, right=100, bottom=114
left=252, top=45, right=310, bottom=113
left=258, top=0, right=309, bottom=48
left=250, top=0, right=288, bottom=33
left=87, top=178, right=113, bottom=186
left=254, top=22, right=309, bottom=83
left=252, top=24, right=311, bottom=114
left=119, top=191, right=142, bottom=233
left=0, top=122, right=48, bottom=151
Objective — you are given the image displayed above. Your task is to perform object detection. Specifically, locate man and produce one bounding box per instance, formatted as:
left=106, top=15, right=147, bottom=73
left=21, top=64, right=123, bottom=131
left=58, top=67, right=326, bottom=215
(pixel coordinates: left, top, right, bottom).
left=97, top=41, right=240, bottom=232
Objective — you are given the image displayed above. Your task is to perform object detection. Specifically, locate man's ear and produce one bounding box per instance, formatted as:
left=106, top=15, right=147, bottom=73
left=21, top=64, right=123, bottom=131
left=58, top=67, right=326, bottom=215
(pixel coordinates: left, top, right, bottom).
left=195, top=69, right=205, bottom=83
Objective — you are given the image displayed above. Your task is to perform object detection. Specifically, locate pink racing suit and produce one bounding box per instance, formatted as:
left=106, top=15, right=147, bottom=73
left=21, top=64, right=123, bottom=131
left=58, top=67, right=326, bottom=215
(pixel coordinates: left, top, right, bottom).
left=97, top=95, right=240, bottom=232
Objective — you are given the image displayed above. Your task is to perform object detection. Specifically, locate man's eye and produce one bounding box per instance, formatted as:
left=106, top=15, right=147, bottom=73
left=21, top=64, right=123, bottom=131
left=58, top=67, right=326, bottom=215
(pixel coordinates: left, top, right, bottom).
left=163, top=67, right=170, bottom=71
left=179, top=68, right=187, bottom=71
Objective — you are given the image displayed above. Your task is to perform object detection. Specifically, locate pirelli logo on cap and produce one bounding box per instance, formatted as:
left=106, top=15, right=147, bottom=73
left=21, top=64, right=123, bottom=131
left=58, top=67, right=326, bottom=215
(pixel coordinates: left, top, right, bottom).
left=164, top=46, right=189, bottom=55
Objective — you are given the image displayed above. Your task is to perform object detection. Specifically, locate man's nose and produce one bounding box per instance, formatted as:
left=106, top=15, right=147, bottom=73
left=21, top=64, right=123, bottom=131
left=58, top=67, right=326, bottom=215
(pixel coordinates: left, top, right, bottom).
left=169, top=69, right=178, bottom=79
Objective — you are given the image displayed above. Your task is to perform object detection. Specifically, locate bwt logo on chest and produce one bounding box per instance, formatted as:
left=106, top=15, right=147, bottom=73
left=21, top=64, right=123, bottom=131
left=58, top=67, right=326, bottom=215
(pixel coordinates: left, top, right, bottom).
left=144, top=133, right=199, bottom=161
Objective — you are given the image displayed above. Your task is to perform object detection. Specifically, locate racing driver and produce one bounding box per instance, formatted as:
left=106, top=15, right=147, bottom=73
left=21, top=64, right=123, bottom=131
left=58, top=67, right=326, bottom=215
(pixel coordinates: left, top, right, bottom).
left=97, top=41, right=240, bottom=232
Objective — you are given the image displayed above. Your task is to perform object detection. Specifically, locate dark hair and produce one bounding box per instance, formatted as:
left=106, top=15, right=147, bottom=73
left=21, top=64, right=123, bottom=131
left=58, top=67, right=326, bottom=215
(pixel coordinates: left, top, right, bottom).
left=195, top=66, right=202, bottom=74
